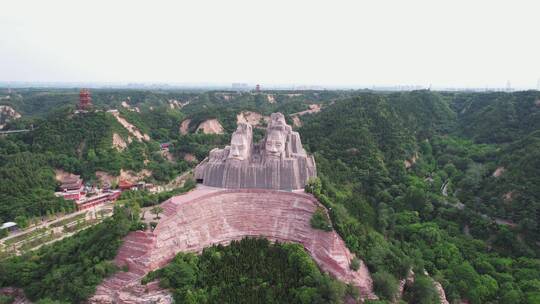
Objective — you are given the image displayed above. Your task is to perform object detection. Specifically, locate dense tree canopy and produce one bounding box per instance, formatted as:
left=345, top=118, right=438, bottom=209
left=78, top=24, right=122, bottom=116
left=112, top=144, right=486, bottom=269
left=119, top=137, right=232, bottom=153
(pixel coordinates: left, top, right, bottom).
left=143, top=238, right=353, bottom=304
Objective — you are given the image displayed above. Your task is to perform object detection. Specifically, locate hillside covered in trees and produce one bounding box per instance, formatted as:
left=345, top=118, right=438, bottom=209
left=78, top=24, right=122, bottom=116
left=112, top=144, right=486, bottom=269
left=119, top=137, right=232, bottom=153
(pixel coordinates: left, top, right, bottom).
left=299, top=90, right=540, bottom=303
left=143, top=238, right=352, bottom=304
left=1, top=88, right=539, bottom=303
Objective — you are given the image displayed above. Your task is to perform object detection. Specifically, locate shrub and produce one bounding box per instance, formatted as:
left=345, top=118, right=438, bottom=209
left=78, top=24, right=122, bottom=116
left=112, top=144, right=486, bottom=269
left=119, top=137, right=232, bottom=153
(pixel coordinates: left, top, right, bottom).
left=372, top=271, right=399, bottom=301
left=310, top=207, right=332, bottom=231
left=404, top=274, right=440, bottom=304
left=350, top=257, right=360, bottom=271
left=0, top=295, right=14, bottom=304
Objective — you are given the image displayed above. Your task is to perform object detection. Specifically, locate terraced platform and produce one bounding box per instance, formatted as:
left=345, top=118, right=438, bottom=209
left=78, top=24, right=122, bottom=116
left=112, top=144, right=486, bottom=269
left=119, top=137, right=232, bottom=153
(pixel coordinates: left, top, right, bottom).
left=90, top=186, right=375, bottom=303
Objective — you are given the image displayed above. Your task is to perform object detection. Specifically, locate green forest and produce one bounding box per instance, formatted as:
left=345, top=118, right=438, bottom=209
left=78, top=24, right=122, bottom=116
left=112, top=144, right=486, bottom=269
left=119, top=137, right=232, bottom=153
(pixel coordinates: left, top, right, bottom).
left=143, top=238, right=353, bottom=304
left=299, top=91, right=540, bottom=303
left=1, top=88, right=539, bottom=303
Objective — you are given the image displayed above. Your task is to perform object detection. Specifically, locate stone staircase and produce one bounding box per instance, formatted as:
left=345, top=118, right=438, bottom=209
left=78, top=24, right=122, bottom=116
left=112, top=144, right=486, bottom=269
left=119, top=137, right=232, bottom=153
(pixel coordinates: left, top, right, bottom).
left=92, top=231, right=156, bottom=302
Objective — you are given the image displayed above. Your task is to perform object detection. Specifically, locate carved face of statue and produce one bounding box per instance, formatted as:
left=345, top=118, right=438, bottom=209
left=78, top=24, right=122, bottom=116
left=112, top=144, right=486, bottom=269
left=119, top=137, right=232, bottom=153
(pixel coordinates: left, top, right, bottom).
left=265, top=129, right=286, bottom=157
left=228, top=132, right=250, bottom=160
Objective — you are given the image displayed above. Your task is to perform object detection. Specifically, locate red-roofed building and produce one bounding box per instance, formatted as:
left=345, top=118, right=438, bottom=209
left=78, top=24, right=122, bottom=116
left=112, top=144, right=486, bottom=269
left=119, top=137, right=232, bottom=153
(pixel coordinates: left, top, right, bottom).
left=76, top=190, right=121, bottom=210
left=56, top=174, right=84, bottom=200
left=59, top=175, right=83, bottom=191
left=118, top=180, right=136, bottom=191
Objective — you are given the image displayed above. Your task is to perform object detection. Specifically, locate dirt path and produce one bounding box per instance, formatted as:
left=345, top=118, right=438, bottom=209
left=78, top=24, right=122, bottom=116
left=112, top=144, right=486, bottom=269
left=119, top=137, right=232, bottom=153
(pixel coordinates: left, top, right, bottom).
left=439, top=180, right=516, bottom=227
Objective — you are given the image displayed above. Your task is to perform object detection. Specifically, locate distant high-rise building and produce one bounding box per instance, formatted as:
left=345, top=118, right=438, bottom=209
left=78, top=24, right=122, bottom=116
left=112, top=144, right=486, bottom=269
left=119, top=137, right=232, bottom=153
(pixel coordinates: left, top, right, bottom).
left=255, top=84, right=261, bottom=92
left=537, top=78, right=540, bottom=91
left=79, top=89, right=92, bottom=110
left=505, top=80, right=512, bottom=92
left=232, top=83, right=249, bottom=91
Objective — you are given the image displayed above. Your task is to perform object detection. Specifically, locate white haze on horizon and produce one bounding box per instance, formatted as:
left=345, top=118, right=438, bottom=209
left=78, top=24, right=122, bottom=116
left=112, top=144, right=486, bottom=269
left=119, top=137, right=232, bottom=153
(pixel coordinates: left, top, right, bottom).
left=1, top=0, right=539, bottom=89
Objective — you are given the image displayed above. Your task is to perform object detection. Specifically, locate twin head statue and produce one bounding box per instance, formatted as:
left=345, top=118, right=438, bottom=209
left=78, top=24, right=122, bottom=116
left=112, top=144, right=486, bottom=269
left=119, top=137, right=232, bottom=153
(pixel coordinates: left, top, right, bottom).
left=195, top=113, right=316, bottom=190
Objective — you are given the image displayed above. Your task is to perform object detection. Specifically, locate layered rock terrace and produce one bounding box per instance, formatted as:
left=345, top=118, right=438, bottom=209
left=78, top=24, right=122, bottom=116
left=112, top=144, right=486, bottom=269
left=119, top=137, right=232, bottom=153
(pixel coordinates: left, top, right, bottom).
left=90, top=187, right=375, bottom=303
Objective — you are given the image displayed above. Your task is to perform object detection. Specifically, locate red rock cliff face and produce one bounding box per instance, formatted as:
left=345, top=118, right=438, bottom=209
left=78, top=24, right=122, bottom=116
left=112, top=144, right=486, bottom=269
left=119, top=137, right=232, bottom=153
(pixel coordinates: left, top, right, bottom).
left=90, top=186, right=374, bottom=303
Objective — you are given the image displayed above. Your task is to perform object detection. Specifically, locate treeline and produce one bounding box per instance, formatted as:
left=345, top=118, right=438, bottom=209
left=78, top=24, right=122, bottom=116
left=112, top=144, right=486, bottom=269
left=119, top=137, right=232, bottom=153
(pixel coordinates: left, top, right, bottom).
left=143, top=238, right=354, bottom=304
left=1, top=88, right=201, bottom=116
left=451, top=91, right=540, bottom=144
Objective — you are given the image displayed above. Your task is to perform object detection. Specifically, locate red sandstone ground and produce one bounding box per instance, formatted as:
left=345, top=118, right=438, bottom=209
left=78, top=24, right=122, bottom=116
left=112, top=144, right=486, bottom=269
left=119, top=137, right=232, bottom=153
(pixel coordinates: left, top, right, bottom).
left=90, top=186, right=375, bottom=303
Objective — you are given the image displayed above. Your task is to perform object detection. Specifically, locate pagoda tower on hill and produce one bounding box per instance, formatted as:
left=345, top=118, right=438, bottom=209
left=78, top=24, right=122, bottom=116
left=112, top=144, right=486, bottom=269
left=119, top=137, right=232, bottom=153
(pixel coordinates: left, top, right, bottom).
left=79, top=89, right=92, bottom=110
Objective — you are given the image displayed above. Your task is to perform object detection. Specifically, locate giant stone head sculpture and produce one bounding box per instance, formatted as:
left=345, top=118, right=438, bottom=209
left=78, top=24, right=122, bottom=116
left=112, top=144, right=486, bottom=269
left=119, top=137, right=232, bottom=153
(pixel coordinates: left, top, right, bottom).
left=264, top=113, right=290, bottom=158
left=227, top=123, right=252, bottom=161
left=194, top=112, right=316, bottom=190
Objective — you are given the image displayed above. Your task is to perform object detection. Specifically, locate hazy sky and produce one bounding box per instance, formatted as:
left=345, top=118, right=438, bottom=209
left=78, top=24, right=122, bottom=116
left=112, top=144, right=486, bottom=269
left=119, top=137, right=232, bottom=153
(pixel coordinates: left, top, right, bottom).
left=1, top=0, right=539, bottom=88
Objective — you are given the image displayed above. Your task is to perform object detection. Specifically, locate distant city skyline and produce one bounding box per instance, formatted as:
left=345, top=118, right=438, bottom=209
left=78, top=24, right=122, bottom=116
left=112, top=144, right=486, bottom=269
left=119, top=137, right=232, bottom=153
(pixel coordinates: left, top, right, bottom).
left=3, top=80, right=538, bottom=92
left=1, top=0, right=539, bottom=89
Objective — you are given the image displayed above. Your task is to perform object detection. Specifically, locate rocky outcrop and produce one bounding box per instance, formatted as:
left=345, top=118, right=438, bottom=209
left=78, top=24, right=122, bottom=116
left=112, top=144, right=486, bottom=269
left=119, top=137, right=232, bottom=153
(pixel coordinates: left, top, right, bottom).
left=492, top=166, right=505, bottom=177
left=434, top=280, right=450, bottom=304
left=236, top=111, right=269, bottom=127
left=397, top=269, right=449, bottom=304
left=179, top=119, right=191, bottom=135
left=120, top=99, right=140, bottom=113
left=112, top=133, right=128, bottom=151
left=195, top=119, right=224, bottom=134
left=183, top=153, right=197, bottom=162
left=120, top=169, right=152, bottom=184
left=404, top=152, right=419, bottom=169
left=195, top=113, right=316, bottom=190
left=90, top=187, right=375, bottom=303
left=111, top=112, right=150, bottom=141
left=0, top=105, right=21, bottom=129
left=503, top=191, right=514, bottom=202
left=0, top=287, right=31, bottom=304
left=180, top=118, right=225, bottom=135
left=289, top=104, right=321, bottom=128
left=168, top=99, right=188, bottom=109
left=290, top=104, right=321, bottom=116
left=94, top=169, right=152, bottom=188
left=291, top=115, right=302, bottom=127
